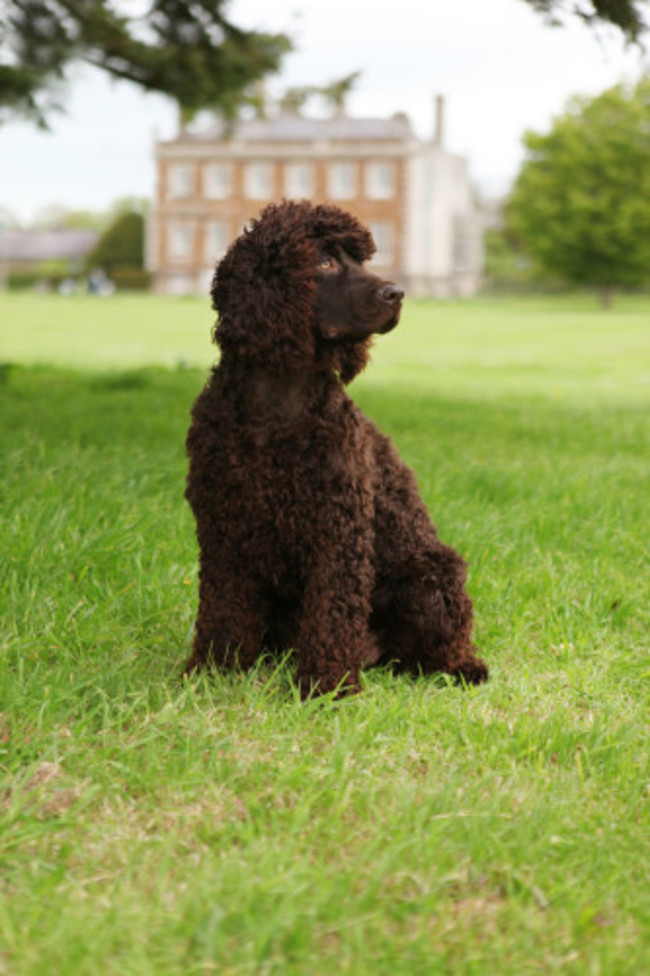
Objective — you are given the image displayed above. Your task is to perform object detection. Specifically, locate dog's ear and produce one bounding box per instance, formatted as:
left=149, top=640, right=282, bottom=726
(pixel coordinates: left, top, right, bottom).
left=211, top=204, right=318, bottom=372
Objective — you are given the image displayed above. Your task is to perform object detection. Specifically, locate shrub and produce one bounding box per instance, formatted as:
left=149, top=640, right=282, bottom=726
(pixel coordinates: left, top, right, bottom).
left=110, top=266, right=151, bottom=291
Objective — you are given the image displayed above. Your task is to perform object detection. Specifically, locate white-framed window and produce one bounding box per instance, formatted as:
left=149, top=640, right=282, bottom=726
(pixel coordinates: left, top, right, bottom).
left=244, top=163, right=273, bottom=200
left=203, top=162, right=233, bottom=200
left=167, top=221, right=194, bottom=262
left=365, top=162, right=396, bottom=200
left=328, top=163, right=357, bottom=200
left=284, top=163, right=315, bottom=198
left=369, top=221, right=394, bottom=265
left=167, top=163, right=194, bottom=199
left=204, top=220, right=229, bottom=262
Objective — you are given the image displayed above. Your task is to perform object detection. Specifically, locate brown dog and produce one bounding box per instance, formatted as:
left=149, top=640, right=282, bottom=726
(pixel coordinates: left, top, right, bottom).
left=184, top=200, right=488, bottom=696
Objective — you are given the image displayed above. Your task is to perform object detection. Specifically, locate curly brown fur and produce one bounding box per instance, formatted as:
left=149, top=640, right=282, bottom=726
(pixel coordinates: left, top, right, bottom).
left=184, top=200, right=488, bottom=697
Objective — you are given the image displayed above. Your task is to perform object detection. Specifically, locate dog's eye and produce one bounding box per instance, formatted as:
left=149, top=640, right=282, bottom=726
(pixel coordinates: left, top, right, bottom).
left=317, top=256, right=338, bottom=272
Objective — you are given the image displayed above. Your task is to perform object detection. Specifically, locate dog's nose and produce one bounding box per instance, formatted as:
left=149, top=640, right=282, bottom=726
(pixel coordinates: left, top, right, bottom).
left=380, top=284, right=404, bottom=305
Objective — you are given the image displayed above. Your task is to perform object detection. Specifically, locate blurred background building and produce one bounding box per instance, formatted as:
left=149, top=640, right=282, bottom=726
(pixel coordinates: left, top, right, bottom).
left=0, top=227, right=98, bottom=290
left=146, top=96, right=483, bottom=298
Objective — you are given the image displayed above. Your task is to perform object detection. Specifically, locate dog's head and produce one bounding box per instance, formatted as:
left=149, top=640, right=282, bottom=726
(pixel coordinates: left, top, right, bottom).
left=212, top=200, right=403, bottom=382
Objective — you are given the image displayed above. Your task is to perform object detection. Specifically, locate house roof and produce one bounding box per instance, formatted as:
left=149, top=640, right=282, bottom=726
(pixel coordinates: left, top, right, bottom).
left=180, top=111, right=414, bottom=145
left=0, top=228, right=99, bottom=263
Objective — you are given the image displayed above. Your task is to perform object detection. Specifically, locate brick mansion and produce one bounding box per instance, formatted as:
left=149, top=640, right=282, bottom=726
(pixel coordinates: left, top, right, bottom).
left=146, top=96, right=483, bottom=298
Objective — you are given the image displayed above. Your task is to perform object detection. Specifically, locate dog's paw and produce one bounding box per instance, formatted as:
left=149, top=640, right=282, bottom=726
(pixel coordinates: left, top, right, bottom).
left=451, top=656, right=489, bottom=686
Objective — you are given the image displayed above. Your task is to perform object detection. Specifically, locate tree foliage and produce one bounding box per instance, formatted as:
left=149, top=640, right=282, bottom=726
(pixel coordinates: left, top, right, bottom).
left=86, top=210, right=144, bottom=272
left=522, top=0, right=647, bottom=40
left=506, top=77, right=650, bottom=305
left=0, top=0, right=291, bottom=127
left=281, top=72, right=362, bottom=115
left=0, top=1, right=647, bottom=129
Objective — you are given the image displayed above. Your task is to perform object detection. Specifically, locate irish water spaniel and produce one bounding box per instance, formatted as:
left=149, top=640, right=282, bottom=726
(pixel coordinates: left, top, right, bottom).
left=184, top=200, right=488, bottom=697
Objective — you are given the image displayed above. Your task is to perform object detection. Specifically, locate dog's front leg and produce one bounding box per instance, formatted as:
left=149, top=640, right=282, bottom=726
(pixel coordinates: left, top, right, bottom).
left=184, top=560, right=268, bottom=675
left=295, top=534, right=375, bottom=699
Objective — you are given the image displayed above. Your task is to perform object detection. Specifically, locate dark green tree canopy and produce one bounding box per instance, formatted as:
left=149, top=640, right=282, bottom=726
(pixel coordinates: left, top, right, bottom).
left=0, top=0, right=291, bottom=127
left=506, top=76, right=650, bottom=304
left=523, top=0, right=647, bottom=39
left=0, top=1, right=647, bottom=128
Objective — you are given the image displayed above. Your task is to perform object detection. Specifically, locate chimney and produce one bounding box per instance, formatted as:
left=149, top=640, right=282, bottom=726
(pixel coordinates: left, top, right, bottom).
left=434, top=94, right=445, bottom=147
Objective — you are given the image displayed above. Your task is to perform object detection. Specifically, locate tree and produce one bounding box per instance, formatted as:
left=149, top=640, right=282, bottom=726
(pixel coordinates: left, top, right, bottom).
left=0, top=0, right=291, bottom=128
left=1, top=2, right=647, bottom=130
left=86, top=209, right=144, bottom=272
left=522, top=0, right=647, bottom=40
left=281, top=72, right=362, bottom=116
left=506, top=77, right=650, bottom=306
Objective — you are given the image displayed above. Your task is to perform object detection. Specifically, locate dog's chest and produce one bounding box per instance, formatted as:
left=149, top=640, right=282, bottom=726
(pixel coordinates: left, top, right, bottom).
left=238, top=420, right=343, bottom=505
left=198, top=380, right=372, bottom=551
left=222, top=410, right=363, bottom=535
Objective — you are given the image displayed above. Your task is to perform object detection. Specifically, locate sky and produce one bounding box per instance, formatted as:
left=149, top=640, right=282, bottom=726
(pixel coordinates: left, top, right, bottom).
left=0, top=0, right=646, bottom=225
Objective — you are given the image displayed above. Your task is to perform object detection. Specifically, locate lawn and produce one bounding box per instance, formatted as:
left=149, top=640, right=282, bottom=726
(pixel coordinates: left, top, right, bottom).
left=1, top=293, right=648, bottom=974
left=2, top=291, right=649, bottom=402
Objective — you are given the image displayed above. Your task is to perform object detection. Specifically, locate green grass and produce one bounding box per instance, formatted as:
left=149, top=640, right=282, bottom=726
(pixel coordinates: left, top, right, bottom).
left=2, top=291, right=649, bottom=402
left=1, top=294, right=649, bottom=974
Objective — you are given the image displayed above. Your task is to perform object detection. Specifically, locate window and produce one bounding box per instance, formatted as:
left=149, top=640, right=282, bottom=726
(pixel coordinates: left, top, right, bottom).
left=167, top=163, right=194, bottom=199
left=369, top=222, right=394, bottom=265
left=284, top=163, right=315, bottom=198
left=167, top=221, right=194, bottom=261
left=328, top=163, right=357, bottom=200
left=365, top=162, right=396, bottom=200
left=244, top=163, right=273, bottom=200
left=203, top=163, right=232, bottom=199
left=204, top=220, right=229, bottom=262
left=453, top=216, right=472, bottom=271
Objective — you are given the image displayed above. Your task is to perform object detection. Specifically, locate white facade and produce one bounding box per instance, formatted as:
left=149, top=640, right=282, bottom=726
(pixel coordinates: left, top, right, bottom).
left=405, top=145, right=483, bottom=298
